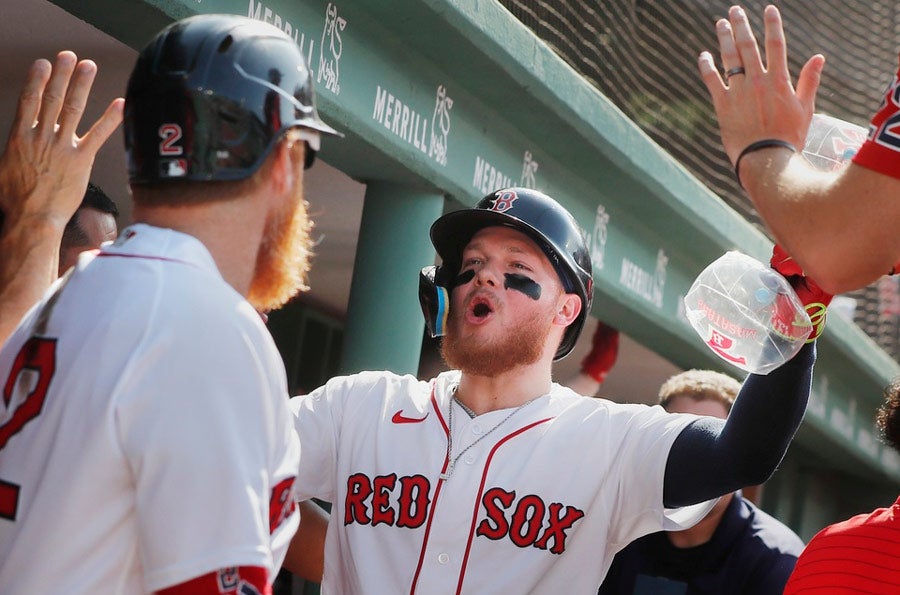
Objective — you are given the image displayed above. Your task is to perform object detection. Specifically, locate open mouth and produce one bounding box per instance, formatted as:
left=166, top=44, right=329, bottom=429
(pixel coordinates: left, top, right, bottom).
left=466, top=295, right=495, bottom=323
left=473, top=302, right=491, bottom=318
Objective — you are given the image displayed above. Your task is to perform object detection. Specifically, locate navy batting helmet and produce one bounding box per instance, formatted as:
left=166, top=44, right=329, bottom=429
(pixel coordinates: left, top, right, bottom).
left=125, top=14, right=339, bottom=184
left=420, top=187, right=594, bottom=360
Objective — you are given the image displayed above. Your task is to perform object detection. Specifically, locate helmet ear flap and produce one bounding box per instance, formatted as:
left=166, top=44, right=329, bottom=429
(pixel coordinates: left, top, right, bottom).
left=419, top=266, right=451, bottom=337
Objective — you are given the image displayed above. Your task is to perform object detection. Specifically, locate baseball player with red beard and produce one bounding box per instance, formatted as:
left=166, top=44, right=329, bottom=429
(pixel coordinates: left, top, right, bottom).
left=0, top=15, right=338, bottom=594
left=290, top=187, right=817, bottom=592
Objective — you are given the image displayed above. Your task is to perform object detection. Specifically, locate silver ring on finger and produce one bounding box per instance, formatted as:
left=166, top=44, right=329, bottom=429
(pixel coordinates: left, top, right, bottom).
left=725, top=66, right=746, bottom=82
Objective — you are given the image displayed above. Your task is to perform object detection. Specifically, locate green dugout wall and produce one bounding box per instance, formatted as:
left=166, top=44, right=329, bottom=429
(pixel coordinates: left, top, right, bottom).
left=53, top=0, right=900, bottom=539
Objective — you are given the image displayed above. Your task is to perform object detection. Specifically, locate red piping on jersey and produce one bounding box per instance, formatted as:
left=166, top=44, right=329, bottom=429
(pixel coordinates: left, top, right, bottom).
left=431, top=383, right=449, bottom=435
left=409, top=383, right=451, bottom=594
left=456, top=416, right=553, bottom=594
left=96, top=252, right=195, bottom=266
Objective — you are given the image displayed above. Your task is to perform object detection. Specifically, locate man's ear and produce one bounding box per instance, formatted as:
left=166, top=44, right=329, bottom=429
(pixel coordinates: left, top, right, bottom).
left=554, top=293, right=582, bottom=327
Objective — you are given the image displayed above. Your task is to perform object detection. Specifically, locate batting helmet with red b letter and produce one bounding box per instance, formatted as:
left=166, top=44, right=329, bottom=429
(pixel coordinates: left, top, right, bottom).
left=420, top=187, right=594, bottom=360
left=125, top=14, right=339, bottom=184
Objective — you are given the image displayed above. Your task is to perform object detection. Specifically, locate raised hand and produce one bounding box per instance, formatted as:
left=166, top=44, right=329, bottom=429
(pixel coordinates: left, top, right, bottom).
left=0, top=51, right=123, bottom=346
left=0, top=51, right=124, bottom=233
left=697, top=5, right=824, bottom=171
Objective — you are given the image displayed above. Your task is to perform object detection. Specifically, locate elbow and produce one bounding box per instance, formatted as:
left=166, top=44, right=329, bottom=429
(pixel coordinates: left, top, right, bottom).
left=803, top=260, right=858, bottom=295
left=741, top=465, right=775, bottom=488
left=737, top=451, right=783, bottom=487
left=794, top=244, right=890, bottom=296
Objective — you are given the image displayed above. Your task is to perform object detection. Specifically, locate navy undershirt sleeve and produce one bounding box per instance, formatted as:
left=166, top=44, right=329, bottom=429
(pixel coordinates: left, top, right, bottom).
left=663, top=343, right=815, bottom=508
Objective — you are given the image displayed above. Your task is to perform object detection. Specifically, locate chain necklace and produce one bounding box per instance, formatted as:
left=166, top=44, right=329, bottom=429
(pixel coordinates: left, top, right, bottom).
left=440, top=388, right=541, bottom=481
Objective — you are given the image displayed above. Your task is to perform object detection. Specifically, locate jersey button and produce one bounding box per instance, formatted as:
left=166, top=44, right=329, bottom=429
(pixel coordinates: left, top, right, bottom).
left=472, top=423, right=483, bottom=435
left=438, top=553, right=450, bottom=564
left=465, top=454, right=476, bottom=465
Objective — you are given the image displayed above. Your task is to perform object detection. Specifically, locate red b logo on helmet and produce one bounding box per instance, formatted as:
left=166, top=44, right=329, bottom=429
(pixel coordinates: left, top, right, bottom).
left=490, top=190, right=518, bottom=213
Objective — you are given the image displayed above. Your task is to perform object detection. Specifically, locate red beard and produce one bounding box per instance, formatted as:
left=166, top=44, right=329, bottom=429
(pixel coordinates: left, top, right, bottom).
left=440, top=301, right=549, bottom=376
left=247, top=186, right=312, bottom=312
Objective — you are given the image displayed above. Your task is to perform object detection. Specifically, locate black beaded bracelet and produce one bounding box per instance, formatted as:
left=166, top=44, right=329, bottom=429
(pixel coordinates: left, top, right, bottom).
left=734, top=139, right=797, bottom=186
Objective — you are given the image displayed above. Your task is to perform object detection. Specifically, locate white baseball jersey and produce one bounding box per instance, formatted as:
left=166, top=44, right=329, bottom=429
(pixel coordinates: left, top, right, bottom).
left=0, top=223, right=300, bottom=594
left=291, top=369, right=714, bottom=593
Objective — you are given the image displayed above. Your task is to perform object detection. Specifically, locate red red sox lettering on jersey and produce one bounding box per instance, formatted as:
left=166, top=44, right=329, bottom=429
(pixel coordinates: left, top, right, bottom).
left=343, top=444, right=585, bottom=554
left=344, top=386, right=585, bottom=555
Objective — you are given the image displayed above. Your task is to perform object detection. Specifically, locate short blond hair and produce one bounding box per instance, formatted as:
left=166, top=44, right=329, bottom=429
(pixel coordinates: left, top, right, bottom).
left=658, top=369, right=741, bottom=413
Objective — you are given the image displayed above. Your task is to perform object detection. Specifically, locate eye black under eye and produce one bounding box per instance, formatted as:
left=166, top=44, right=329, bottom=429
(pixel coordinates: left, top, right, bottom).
left=452, top=269, right=475, bottom=287
left=504, top=273, right=541, bottom=300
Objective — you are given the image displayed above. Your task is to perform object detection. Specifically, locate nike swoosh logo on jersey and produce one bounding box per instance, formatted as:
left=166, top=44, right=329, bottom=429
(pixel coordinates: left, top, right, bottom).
left=392, top=410, right=429, bottom=424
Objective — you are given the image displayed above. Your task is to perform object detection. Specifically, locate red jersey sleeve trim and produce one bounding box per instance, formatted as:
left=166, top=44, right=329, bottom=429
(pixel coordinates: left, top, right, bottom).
left=155, top=566, right=271, bottom=595
left=851, top=141, right=900, bottom=180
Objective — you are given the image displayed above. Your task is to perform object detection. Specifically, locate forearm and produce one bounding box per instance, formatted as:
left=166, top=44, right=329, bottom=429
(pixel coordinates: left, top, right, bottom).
left=663, top=343, right=815, bottom=507
left=0, top=217, right=63, bottom=344
left=282, top=500, right=328, bottom=583
left=0, top=52, right=124, bottom=347
left=742, top=152, right=899, bottom=293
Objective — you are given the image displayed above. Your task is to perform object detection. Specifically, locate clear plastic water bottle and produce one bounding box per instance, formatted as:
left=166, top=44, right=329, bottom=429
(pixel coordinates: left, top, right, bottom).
left=802, top=113, right=867, bottom=172
left=684, top=251, right=812, bottom=375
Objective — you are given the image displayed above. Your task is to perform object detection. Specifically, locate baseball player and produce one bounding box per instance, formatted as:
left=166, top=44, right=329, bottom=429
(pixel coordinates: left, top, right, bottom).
left=0, top=15, right=337, bottom=594
left=289, top=187, right=817, bottom=592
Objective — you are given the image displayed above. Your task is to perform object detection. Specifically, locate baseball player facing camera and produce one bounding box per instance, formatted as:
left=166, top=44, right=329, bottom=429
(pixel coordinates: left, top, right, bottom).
left=0, top=14, right=337, bottom=594
left=289, top=187, right=817, bottom=592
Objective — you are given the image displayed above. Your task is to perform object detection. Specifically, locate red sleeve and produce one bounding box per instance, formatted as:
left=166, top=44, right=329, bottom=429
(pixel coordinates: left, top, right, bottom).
left=852, top=53, right=900, bottom=179
left=155, top=566, right=271, bottom=595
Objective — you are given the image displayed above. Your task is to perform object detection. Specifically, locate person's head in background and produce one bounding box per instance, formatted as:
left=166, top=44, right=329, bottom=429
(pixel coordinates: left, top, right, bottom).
left=659, top=369, right=739, bottom=419
left=59, top=182, right=118, bottom=275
